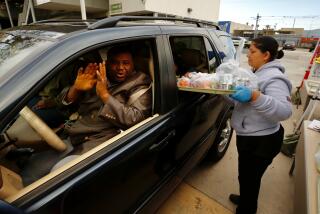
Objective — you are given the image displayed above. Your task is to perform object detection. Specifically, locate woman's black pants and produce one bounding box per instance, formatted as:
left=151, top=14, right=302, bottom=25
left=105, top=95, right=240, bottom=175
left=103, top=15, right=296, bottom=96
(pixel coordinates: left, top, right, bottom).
left=235, top=125, right=284, bottom=214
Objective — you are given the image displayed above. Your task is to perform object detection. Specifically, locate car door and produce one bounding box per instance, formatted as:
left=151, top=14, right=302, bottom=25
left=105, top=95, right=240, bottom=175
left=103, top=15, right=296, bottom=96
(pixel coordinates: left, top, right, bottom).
left=42, top=36, right=180, bottom=214
left=159, top=26, right=232, bottom=163
left=0, top=28, right=179, bottom=214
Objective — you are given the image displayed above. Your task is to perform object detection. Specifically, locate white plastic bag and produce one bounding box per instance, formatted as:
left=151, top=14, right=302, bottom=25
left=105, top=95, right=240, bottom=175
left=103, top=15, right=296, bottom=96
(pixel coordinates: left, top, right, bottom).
left=215, top=60, right=258, bottom=90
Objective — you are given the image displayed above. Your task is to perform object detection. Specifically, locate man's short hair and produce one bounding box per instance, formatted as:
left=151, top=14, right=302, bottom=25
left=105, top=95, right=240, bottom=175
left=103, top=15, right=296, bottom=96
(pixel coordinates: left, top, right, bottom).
left=107, top=45, right=132, bottom=60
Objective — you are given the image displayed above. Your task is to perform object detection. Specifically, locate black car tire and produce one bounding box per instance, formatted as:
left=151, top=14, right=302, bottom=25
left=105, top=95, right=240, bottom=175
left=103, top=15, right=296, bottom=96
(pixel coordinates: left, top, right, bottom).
left=205, top=110, right=233, bottom=162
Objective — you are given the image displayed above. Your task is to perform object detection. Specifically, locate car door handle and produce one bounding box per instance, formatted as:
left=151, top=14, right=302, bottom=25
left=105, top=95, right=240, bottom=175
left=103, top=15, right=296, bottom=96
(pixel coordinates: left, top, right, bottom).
left=149, top=130, right=175, bottom=152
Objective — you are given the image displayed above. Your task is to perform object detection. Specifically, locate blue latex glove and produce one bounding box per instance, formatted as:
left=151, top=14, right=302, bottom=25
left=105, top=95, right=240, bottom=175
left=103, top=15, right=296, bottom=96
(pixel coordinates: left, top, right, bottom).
left=230, top=86, right=252, bottom=103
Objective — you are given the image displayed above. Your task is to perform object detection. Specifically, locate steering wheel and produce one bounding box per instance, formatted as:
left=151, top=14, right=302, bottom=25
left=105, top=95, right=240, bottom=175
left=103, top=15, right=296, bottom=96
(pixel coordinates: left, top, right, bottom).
left=18, top=106, right=67, bottom=152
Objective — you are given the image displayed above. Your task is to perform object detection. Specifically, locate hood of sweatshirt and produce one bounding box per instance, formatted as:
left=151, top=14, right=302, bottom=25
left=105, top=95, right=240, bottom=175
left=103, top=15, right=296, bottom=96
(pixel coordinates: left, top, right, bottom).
left=254, top=59, right=292, bottom=93
left=255, top=59, right=285, bottom=73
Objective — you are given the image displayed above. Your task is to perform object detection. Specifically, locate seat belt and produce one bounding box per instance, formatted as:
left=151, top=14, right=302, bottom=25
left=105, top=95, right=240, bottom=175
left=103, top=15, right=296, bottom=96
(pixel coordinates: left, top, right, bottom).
left=127, top=84, right=152, bottom=106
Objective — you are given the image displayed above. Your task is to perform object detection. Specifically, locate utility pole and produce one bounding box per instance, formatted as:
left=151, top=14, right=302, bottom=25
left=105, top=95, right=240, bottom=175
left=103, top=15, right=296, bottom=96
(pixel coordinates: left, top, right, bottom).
left=292, top=18, right=296, bottom=28
left=254, top=13, right=261, bottom=38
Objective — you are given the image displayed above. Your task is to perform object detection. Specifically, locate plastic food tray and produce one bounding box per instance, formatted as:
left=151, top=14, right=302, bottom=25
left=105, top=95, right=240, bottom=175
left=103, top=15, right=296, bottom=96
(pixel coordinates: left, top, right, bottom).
left=178, top=86, right=236, bottom=94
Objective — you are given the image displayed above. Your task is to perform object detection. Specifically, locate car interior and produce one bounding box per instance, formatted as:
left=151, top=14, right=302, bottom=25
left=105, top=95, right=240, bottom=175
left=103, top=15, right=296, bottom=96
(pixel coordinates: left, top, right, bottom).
left=0, top=39, right=158, bottom=202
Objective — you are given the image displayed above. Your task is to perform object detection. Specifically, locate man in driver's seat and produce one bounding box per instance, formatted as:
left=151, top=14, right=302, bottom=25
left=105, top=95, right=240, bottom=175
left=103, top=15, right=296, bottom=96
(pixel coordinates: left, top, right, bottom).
left=59, top=45, right=152, bottom=153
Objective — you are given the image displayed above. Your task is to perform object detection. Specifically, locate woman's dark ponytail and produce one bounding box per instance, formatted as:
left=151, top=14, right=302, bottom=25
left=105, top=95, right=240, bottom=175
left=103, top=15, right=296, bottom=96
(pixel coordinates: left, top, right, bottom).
left=277, top=49, right=284, bottom=59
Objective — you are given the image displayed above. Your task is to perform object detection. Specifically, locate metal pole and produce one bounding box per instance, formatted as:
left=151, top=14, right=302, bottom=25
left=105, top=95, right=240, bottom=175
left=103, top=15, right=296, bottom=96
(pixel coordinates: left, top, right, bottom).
left=292, top=18, right=296, bottom=28
left=29, top=0, right=36, bottom=23
left=4, top=0, right=14, bottom=27
left=254, top=13, right=260, bottom=38
left=80, top=0, right=87, bottom=20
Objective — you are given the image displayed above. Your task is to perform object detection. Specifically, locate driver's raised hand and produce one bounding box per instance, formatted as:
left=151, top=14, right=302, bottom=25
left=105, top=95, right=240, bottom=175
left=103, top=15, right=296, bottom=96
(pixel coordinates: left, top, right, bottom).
left=74, top=63, right=98, bottom=91
left=96, top=61, right=110, bottom=103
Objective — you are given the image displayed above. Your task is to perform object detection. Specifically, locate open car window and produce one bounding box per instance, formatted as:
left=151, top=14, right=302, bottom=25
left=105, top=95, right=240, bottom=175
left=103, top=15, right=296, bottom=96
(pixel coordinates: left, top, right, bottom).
left=170, top=36, right=209, bottom=77
left=0, top=39, right=158, bottom=202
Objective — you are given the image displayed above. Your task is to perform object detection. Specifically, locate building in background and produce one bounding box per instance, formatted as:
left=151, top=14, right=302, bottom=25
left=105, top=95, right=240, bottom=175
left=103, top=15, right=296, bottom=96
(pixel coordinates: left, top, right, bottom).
left=303, top=29, right=320, bottom=38
left=34, top=0, right=108, bottom=15
left=233, top=27, right=320, bottom=48
left=218, top=21, right=253, bottom=34
left=109, top=0, right=220, bottom=22
left=278, top=28, right=304, bottom=36
left=1, top=0, right=221, bottom=29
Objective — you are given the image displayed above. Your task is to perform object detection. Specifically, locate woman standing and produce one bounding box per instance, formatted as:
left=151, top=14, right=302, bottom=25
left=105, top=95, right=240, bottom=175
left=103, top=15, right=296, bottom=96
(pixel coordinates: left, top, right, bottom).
left=229, top=36, right=292, bottom=214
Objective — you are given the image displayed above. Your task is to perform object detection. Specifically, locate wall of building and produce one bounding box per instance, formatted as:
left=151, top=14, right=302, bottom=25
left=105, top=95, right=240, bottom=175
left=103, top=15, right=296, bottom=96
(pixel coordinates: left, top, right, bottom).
left=230, top=22, right=252, bottom=34
left=109, top=0, right=220, bottom=22
left=35, top=0, right=108, bottom=12
left=280, top=28, right=304, bottom=36
left=109, top=0, right=145, bottom=15
left=145, top=0, right=220, bottom=22
left=304, top=29, right=320, bottom=38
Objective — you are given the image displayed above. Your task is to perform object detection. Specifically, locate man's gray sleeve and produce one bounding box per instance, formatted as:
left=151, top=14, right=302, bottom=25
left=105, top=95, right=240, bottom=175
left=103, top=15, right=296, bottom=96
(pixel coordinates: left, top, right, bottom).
left=98, top=88, right=152, bottom=129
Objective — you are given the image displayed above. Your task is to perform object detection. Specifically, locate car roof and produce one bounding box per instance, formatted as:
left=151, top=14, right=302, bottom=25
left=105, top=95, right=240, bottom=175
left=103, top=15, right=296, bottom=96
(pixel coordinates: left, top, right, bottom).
left=1, top=16, right=223, bottom=40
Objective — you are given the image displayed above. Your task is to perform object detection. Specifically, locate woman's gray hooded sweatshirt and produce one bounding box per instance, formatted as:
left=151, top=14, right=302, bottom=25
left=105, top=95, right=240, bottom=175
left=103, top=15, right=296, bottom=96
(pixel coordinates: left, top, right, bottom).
left=231, top=59, right=292, bottom=136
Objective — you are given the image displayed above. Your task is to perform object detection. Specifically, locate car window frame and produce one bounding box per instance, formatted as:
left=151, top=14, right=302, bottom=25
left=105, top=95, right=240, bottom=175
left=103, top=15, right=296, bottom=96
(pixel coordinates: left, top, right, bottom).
left=0, top=35, right=162, bottom=131
left=202, top=35, right=222, bottom=71
left=2, top=36, right=164, bottom=206
left=168, top=35, right=210, bottom=74
left=167, top=34, right=222, bottom=74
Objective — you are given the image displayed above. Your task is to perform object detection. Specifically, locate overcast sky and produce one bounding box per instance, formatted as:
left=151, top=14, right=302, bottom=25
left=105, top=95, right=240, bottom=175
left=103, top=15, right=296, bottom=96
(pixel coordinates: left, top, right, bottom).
left=218, top=0, right=320, bottom=30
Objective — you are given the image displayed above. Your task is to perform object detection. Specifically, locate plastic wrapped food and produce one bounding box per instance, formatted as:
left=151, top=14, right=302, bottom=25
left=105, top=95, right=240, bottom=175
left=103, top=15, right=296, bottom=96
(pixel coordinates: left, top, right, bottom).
left=177, top=76, right=191, bottom=87
left=216, top=60, right=258, bottom=89
left=176, top=60, right=257, bottom=94
left=190, top=74, right=216, bottom=89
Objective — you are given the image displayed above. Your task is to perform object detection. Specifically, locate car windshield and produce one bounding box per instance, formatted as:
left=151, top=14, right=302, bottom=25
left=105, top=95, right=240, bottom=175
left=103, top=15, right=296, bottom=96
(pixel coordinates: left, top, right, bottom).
left=0, top=30, right=64, bottom=80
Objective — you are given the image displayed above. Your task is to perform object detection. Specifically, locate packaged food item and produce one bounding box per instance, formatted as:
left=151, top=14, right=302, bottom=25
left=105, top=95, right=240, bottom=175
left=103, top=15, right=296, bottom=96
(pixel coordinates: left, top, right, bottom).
left=216, top=73, right=234, bottom=90
left=176, top=60, right=257, bottom=94
left=177, top=76, right=191, bottom=87
left=215, top=60, right=258, bottom=90
left=190, top=73, right=216, bottom=89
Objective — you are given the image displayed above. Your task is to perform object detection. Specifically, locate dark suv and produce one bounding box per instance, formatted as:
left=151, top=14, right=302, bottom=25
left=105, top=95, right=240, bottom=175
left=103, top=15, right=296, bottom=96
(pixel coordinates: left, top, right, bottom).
left=0, top=16, right=235, bottom=213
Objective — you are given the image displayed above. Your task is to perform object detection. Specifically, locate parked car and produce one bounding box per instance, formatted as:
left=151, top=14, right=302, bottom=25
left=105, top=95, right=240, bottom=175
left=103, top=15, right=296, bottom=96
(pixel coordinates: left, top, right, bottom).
left=0, top=16, right=234, bottom=214
left=283, top=41, right=296, bottom=50
left=244, top=37, right=252, bottom=48
left=232, top=36, right=242, bottom=46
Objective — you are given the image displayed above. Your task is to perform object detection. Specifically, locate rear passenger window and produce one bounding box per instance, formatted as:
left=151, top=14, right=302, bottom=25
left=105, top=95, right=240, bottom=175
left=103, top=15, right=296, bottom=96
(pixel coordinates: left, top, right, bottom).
left=170, top=36, right=209, bottom=77
left=218, top=35, right=236, bottom=61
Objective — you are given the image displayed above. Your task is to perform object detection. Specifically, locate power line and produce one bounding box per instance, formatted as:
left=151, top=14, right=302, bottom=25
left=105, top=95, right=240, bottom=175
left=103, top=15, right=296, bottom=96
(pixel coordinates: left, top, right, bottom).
left=250, top=15, right=320, bottom=30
